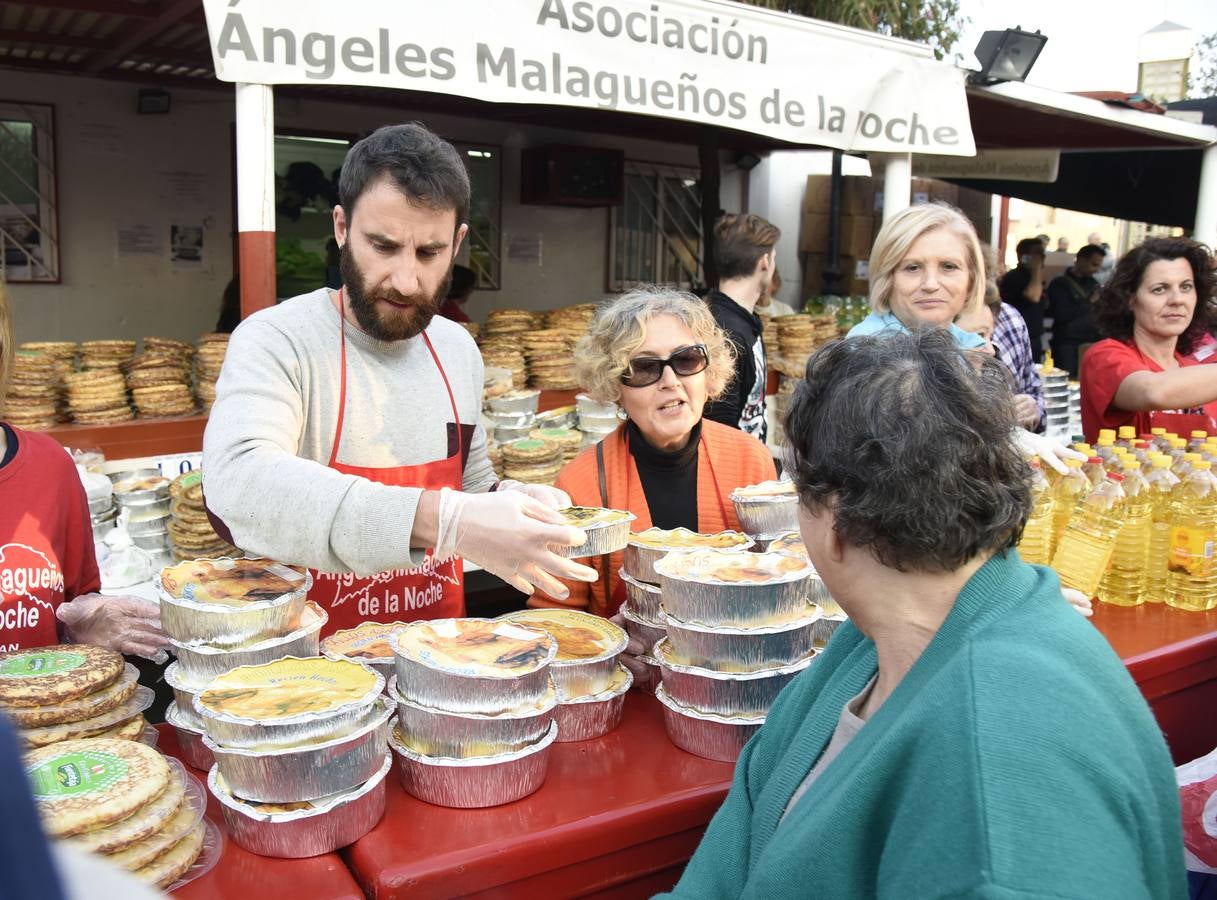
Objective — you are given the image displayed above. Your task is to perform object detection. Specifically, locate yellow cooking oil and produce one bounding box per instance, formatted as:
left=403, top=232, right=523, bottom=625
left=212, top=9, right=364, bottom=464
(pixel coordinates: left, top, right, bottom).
left=1165, top=460, right=1217, bottom=612
left=1188, top=430, right=1210, bottom=452
left=1018, top=459, right=1055, bottom=566
left=1094, top=435, right=1117, bottom=463
left=1051, top=473, right=1126, bottom=597
left=1144, top=455, right=1181, bottom=603
left=1082, top=455, right=1107, bottom=488
left=1098, top=460, right=1151, bottom=607
left=1168, top=438, right=1189, bottom=468
left=1051, top=458, right=1091, bottom=556
left=1116, top=425, right=1136, bottom=448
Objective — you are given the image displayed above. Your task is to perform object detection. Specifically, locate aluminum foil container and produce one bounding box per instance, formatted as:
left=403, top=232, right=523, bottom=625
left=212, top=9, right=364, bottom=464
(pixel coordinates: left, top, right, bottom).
left=662, top=605, right=822, bottom=672
left=132, top=532, right=171, bottom=551
left=88, top=495, right=115, bottom=516
left=731, top=494, right=798, bottom=535
left=575, top=393, right=617, bottom=417
left=209, top=752, right=391, bottom=858
left=169, top=602, right=328, bottom=685
left=194, top=656, right=386, bottom=751
left=388, top=676, right=555, bottom=758
left=498, top=610, right=628, bottom=698
left=656, top=684, right=764, bottom=762
left=165, top=701, right=216, bottom=772
left=127, top=514, right=171, bottom=537
left=494, top=423, right=535, bottom=443
left=654, top=551, right=814, bottom=628
left=577, top=411, right=621, bottom=430
left=145, top=548, right=174, bottom=571
left=619, top=569, right=663, bottom=619
left=204, top=698, right=394, bottom=803
left=623, top=530, right=754, bottom=585
left=156, top=569, right=313, bottom=649
left=637, top=654, right=662, bottom=694
left=484, top=410, right=535, bottom=430
left=535, top=406, right=577, bottom=429
left=107, top=466, right=159, bottom=484
left=163, top=662, right=209, bottom=730
left=580, top=427, right=618, bottom=447
left=655, top=639, right=815, bottom=716
left=560, top=510, right=636, bottom=559
left=112, top=477, right=170, bottom=504
left=389, top=721, right=557, bottom=809
left=393, top=618, right=557, bottom=714
left=487, top=389, right=540, bottom=415
left=553, top=664, right=632, bottom=743
left=123, top=497, right=172, bottom=520
left=812, top=615, right=848, bottom=649
left=620, top=607, right=665, bottom=657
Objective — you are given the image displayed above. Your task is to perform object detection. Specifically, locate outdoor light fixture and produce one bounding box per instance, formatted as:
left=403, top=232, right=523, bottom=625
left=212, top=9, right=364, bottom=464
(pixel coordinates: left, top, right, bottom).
left=137, top=88, right=171, bottom=114
left=969, top=28, right=1047, bottom=85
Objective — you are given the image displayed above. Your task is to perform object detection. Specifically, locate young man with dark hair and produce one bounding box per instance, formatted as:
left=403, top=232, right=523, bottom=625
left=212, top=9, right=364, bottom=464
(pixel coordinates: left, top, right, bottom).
left=1046, top=243, right=1105, bottom=376
left=999, top=237, right=1046, bottom=362
left=204, top=122, right=595, bottom=634
left=702, top=213, right=780, bottom=440
left=439, top=263, right=476, bottom=323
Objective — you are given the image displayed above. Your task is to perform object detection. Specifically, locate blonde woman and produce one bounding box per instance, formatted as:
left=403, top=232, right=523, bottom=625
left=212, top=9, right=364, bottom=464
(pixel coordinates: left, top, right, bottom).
left=531, top=288, right=776, bottom=622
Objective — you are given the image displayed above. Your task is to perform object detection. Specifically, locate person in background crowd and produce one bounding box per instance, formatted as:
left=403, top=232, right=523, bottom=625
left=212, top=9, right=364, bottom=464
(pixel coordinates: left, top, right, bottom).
left=981, top=242, right=1045, bottom=430
left=1047, top=243, right=1105, bottom=377
left=755, top=265, right=798, bottom=317
left=438, top=263, right=475, bottom=324
left=702, top=213, right=780, bottom=442
left=0, top=280, right=167, bottom=655
left=954, top=291, right=997, bottom=357
left=660, top=330, right=1182, bottom=898
left=1091, top=231, right=1116, bottom=285
left=532, top=289, right=775, bottom=649
left=1081, top=237, right=1217, bottom=441
left=216, top=276, right=240, bottom=333
left=1056, top=236, right=1070, bottom=252
left=999, top=237, right=1046, bottom=363
left=203, top=123, right=596, bottom=636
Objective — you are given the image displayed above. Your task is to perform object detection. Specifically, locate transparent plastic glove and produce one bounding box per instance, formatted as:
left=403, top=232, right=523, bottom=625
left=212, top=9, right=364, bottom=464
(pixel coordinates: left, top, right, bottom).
left=1012, top=394, right=1041, bottom=430
left=1061, top=587, right=1094, bottom=618
left=56, top=593, right=169, bottom=661
left=497, top=479, right=572, bottom=511
left=610, top=611, right=654, bottom=691
left=1012, top=429, right=1086, bottom=474
left=433, top=488, right=597, bottom=598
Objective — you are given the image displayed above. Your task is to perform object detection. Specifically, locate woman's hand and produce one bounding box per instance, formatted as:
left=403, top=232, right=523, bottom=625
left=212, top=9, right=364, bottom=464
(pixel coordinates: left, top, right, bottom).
left=56, top=594, right=169, bottom=659
left=1013, top=394, right=1040, bottom=430
left=610, top=611, right=655, bottom=692
left=1061, top=587, right=1094, bottom=618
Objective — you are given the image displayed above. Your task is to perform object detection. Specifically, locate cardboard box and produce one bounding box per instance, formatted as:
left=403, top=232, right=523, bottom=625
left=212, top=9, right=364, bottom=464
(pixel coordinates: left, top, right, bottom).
left=803, top=175, right=876, bottom=215
left=799, top=212, right=875, bottom=256
left=801, top=253, right=869, bottom=299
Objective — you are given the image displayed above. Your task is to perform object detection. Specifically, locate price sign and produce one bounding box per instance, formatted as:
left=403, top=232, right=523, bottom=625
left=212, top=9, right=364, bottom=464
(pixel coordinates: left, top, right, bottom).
left=154, top=452, right=202, bottom=478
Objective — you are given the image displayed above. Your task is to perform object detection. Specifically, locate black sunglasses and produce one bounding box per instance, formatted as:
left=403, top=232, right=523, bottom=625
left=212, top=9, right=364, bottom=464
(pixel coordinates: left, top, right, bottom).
left=620, top=344, right=710, bottom=388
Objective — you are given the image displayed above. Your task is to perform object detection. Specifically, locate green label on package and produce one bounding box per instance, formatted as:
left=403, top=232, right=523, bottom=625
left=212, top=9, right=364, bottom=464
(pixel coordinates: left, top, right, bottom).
left=0, top=651, right=87, bottom=678
left=28, top=751, right=128, bottom=798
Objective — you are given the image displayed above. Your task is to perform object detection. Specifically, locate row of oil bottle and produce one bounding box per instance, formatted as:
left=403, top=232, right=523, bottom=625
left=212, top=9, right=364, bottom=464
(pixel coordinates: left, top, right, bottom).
left=1019, top=425, right=1217, bottom=612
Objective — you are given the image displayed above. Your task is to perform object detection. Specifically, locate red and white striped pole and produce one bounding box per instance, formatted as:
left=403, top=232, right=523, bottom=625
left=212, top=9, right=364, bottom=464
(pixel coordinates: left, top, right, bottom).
left=235, top=83, right=276, bottom=320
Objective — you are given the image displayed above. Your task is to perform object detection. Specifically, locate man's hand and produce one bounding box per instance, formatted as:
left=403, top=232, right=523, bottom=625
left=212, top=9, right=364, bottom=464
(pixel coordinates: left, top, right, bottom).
left=498, top=480, right=571, bottom=510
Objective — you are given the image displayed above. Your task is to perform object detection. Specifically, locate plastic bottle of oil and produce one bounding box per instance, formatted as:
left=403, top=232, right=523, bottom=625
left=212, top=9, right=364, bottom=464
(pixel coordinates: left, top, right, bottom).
left=1151, top=427, right=1169, bottom=451
left=1019, top=460, right=1055, bottom=566
left=1098, top=459, right=1152, bottom=607
left=1177, top=451, right=1203, bottom=480
left=1169, top=438, right=1189, bottom=468
left=1051, top=458, right=1091, bottom=556
left=1144, top=455, right=1181, bottom=603
left=1116, top=426, right=1137, bottom=449
left=1188, top=430, right=1210, bottom=452
left=1165, top=460, right=1217, bottom=611
left=1082, top=455, right=1107, bottom=488
left=1098, top=428, right=1116, bottom=443
left=1094, top=435, right=1117, bottom=463
left=1051, top=472, right=1127, bottom=597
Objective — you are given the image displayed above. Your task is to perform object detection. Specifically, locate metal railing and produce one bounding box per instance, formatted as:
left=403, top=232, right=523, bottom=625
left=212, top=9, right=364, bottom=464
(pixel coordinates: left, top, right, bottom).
left=0, top=105, right=59, bottom=283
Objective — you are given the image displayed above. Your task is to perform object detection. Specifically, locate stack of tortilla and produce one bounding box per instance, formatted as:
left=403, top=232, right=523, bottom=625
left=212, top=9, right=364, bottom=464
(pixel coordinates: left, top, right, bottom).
left=522, top=329, right=578, bottom=390
left=26, top=737, right=207, bottom=889
left=124, top=341, right=196, bottom=419
left=193, top=333, right=229, bottom=411
left=4, top=350, right=61, bottom=430
left=0, top=645, right=150, bottom=749
left=79, top=340, right=136, bottom=372
left=168, top=470, right=239, bottom=561
left=63, top=369, right=133, bottom=425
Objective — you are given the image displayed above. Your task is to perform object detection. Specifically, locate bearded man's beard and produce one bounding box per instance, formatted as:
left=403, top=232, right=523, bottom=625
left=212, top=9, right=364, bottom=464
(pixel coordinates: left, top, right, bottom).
left=339, top=242, right=453, bottom=341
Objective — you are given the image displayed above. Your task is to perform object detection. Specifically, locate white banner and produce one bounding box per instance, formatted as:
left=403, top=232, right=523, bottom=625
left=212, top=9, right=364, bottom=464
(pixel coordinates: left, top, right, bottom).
left=202, top=0, right=976, bottom=155
left=913, top=149, right=1060, bottom=182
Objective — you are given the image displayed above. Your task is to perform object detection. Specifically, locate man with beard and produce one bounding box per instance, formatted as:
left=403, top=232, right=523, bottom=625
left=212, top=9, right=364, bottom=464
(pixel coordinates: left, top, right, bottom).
left=203, top=123, right=595, bottom=634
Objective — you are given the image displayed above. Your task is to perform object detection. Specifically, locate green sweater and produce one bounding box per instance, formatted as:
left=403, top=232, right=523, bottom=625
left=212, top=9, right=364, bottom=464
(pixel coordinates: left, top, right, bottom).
left=660, top=552, right=1185, bottom=899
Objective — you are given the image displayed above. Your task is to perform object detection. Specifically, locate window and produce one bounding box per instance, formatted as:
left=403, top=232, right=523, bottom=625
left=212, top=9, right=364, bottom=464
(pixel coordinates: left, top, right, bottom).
left=274, top=133, right=349, bottom=300
left=453, top=144, right=501, bottom=290
left=0, top=102, right=59, bottom=283
left=609, top=162, right=702, bottom=292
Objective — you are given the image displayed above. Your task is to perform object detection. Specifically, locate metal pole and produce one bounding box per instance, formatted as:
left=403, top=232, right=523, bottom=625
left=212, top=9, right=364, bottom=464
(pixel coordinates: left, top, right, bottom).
left=1194, top=143, right=1217, bottom=249
left=235, top=82, right=276, bottom=319
left=881, top=152, right=913, bottom=223
left=823, top=149, right=843, bottom=295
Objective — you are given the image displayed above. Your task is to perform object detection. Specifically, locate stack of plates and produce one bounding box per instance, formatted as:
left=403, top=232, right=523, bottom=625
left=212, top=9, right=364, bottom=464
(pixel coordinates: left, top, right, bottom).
left=112, top=473, right=173, bottom=567
left=387, top=618, right=560, bottom=807
left=1068, top=381, right=1082, bottom=436
left=1038, top=363, right=1072, bottom=441
left=575, top=393, right=621, bottom=446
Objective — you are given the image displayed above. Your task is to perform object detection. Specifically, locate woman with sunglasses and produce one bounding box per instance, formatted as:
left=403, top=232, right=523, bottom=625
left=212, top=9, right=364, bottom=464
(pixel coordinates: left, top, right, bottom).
left=529, top=288, right=776, bottom=628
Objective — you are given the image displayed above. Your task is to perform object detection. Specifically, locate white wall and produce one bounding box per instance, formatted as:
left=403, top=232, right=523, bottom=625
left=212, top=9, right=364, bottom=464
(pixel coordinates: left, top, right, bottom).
left=4, top=71, right=741, bottom=342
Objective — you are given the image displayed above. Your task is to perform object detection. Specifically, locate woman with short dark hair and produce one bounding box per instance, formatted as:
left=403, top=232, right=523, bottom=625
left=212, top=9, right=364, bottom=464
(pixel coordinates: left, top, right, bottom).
left=660, top=330, right=1183, bottom=899
left=1081, top=237, right=1217, bottom=440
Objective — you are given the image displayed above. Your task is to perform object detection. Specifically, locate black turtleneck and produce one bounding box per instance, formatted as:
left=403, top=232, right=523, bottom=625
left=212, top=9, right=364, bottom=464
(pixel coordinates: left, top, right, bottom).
left=627, top=419, right=699, bottom=530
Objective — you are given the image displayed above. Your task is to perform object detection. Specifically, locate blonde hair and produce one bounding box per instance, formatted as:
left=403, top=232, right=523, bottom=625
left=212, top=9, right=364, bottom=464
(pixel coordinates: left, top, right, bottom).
left=576, top=287, right=736, bottom=403
left=868, top=203, right=986, bottom=321
left=0, top=279, right=11, bottom=419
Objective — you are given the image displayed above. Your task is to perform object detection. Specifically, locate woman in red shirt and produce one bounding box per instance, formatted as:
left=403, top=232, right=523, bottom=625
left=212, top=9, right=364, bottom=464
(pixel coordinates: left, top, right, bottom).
left=0, top=280, right=165, bottom=654
left=1080, top=238, right=1217, bottom=441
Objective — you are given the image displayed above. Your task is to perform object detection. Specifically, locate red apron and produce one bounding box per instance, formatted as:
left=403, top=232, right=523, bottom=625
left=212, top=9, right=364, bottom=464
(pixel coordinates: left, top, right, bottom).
left=309, top=308, right=466, bottom=636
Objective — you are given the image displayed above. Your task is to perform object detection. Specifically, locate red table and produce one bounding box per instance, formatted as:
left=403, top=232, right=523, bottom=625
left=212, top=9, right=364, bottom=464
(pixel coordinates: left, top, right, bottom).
left=1090, top=601, right=1217, bottom=765
left=344, top=691, right=734, bottom=899
left=156, top=725, right=365, bottom=900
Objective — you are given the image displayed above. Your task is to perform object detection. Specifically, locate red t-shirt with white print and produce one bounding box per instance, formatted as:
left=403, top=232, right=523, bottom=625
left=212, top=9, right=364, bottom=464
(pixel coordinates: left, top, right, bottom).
left=0, top=424, right=100, bottom=651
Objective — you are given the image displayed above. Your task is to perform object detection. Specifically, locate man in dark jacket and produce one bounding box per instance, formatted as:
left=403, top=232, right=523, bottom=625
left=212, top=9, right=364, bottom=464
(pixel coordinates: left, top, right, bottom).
left=1047, top=244, right=1104, bottom=377
left=702, top=213, right=780, bottom=441
left=999, top=237, right=1047, bottom=362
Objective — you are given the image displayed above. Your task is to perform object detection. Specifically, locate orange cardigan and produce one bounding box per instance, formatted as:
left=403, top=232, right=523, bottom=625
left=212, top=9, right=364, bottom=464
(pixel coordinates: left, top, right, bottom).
left=529, top=419, right=778, bottom=617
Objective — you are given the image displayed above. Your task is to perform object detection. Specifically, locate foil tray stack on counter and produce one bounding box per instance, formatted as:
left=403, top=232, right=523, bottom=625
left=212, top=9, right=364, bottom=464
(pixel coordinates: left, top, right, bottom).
left=747, top=529, right=848, bottom=647
left=620, top=527, right=755, bottom=689
left=156, top=556, right=324, bottom=772
left=321, top=620, right=411, bottom=689
left=26, top=737, right=221, bottom=891
left=652, top=549, right=824, bottom=762
left=499, top=609, right=631, bottom=742
left=195, top=656, right=393, bottom=858
left=0, top=645, right=156, bottom=750
left=112, top=473, right=174, bottom=569
left=388, top=618, right=561, bottom=808
left=575, top=393, right=622, bottom=446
